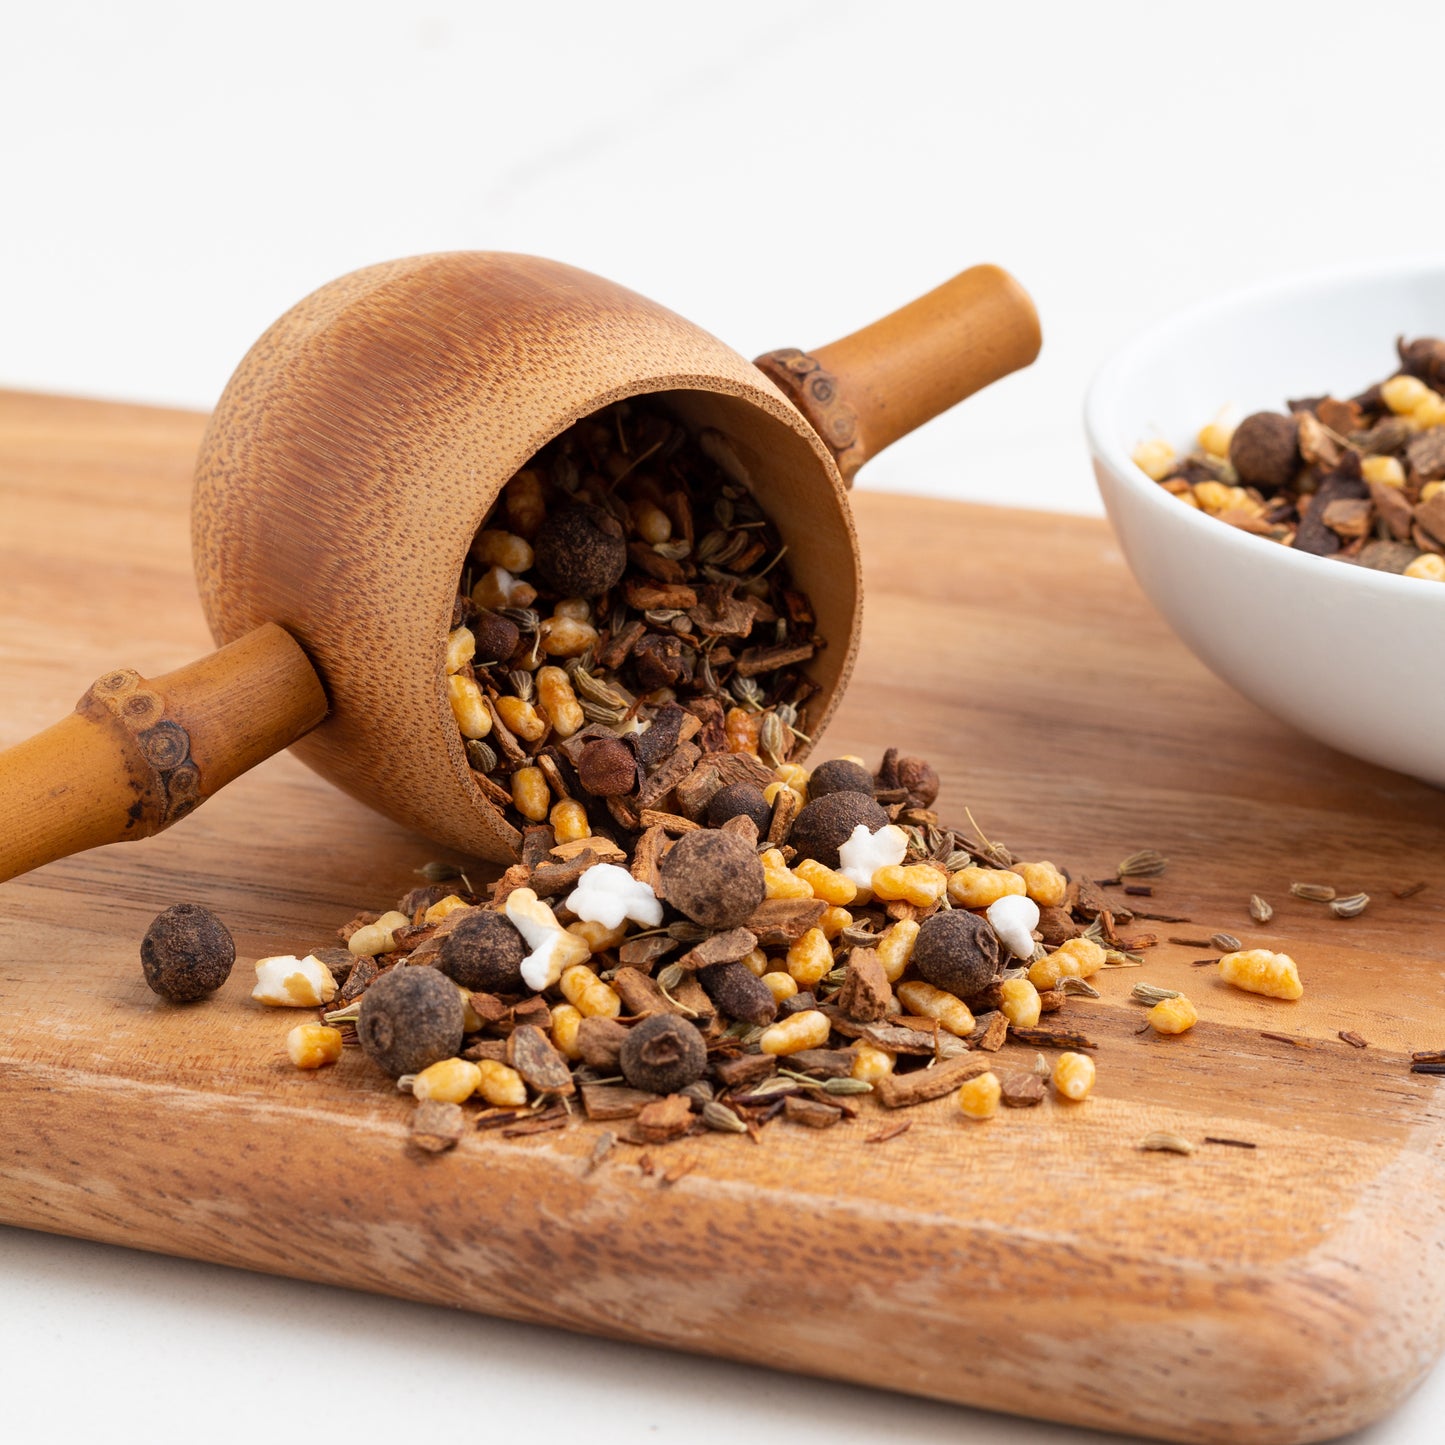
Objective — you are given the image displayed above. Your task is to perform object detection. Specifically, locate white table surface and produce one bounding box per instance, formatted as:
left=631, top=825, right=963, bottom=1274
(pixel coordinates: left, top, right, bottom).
left=3, top=2, right=1443, bottom=1441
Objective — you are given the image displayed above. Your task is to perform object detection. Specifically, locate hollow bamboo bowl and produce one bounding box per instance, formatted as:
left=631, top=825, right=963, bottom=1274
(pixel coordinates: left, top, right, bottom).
left=0, top=251, right=1040, bottom=880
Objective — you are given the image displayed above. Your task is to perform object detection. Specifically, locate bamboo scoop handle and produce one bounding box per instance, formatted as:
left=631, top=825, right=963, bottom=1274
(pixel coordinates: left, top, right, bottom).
left=755, top=264, right=1041, bottom=484
left=0, top=624, right=327, bottom=884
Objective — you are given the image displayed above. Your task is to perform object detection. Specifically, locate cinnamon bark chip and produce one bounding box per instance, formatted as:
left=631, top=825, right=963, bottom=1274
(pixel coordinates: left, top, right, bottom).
left=835, top=947, right=893, bottom=1023
left=629, top=702, right=699, bottom=772
left=576, top=1016, right=630, bottom=1069
left=970, top=1011, right=1009, bottom=1051
left=505, top=1024, right=575, bottom=1097
left=999, top=1072, right=1046, bottom=1108
left=513, top=995, right=553, bottom=1031
left=745, top=897, right=827, bottom=947
left=635, top=742, right=701, bottom=811
left=623, top=580, right=698, bottom=611
left=677, top=926, right=757, bottom=970
left=528, top=849, right=608, bottom=898
left=735, top=640, right=815, bottom=677
left=1413, top=487, right=1445, bottom=547
left=1294, top=465, right=1369, bottom=554
left=1366, top=484, right=1415, bottom=544
left=875, top=1054, right=994, bottom=1109
left=1407, top=428, right=1445, bottom=483
left=612, top=966, right=683, bottom=1018
left=675, top=763, right=726, bottom=821
left=629, top=824, right=673, bottom=894
left=638, top=810, right=700, bottom=834
left=782, top=1049, right=854, bottom=1078
left=765, top=784, right=802, bottom=846
left=334, top=954, right=380, bottom=1007
left=777, top=990, right=819, bottom=1018
left=669, top=975, right=717, bottom=1031
left=581, top=1084, right=660, bottom=1121
left=783, top=1095, right=844, bottom=1129
left=461, top=1037, right=508, bottom=1063
left=696, top=750, right=775, bottom=792
left=718, top=812, right=760, bottom=846
left=618, top=933, right=679, bottom=968
left=634, top=1093, right=696, bottom=1144
left=410, top=1100, right=467, bottom=1153
left=711, top=1053, right=778, bottom=1089
left=1322, top=497, right=1372, bottom=539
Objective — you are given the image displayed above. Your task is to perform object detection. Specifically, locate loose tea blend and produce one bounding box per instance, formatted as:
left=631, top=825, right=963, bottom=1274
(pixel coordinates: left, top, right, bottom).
left=257, top=739, right=1216, bottom=1152
left=1134, top=337, right=1445, bottom=579
left=197, top=399, right=1401, bottom=1152
left=444, top=397, right=823, bottom=838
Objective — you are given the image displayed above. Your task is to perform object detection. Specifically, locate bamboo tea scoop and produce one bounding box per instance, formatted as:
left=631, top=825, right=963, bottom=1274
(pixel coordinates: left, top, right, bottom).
left=0, top=253, right=1040, bottom=882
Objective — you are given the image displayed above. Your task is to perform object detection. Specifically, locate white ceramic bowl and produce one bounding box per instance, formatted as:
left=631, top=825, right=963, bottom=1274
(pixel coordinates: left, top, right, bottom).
left=1085, top=259, right=1445, bottom=787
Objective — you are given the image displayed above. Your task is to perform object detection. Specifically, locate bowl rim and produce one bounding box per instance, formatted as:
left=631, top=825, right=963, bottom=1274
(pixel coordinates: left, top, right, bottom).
left=1083, top=254, right=1445, bottom=600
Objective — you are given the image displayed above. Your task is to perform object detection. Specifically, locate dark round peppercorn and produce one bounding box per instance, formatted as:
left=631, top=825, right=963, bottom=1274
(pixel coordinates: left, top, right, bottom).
left=140, top=903, right=235, bottom=1002
left=357, top=965, right=465, bottom=1078
left=705, top=781, right=772, bottom=832
left=472, top=610, right=521, bottom=663
left=437, top=910, right=527, bottom=993
left=911, top=910, right=1000, bottom=1001
left=805, top=758, right=875, bottom=801
left=658, top=829, right=766, bottom=930
left=619, top=1013, right=708, bottom=1094
left=696, top=960, right=778, bottom=1026
left=788, top=791, right=890, bottom=869
left=895, top=756, right=940, bottom=809
left=1229, top=412, right=1299, bottom=492
left=534, top=502, right=627, bottom=597
left=577, top=737, right=638, bottom=797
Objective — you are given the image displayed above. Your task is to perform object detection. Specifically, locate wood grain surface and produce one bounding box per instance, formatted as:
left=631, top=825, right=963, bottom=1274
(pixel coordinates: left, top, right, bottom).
left=2, top=390, right=1444, bottom=1445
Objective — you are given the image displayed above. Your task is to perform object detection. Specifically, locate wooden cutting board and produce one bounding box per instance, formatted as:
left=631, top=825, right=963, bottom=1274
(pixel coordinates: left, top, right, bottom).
left=2, top=389, right=1443, bottom=1445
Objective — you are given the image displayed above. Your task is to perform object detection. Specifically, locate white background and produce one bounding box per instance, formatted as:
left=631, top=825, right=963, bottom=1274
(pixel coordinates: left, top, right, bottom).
left=3, top=2, right=1444, bottom=1441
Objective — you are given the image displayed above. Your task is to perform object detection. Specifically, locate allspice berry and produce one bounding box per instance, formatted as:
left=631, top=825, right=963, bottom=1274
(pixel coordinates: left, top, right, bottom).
left=658, top=829, right=766, bottom=930
left=577, top=737, right=637, bottom=797
left=1229, top=412, right=1299, bottom=492
left=895, top=756, right=940, bottom=808
left=789, top=791, right=890, bottom=869
left=706, top=781, right=771, bottom=832
left=140, top=902, right=235, bottom=1002
left=805, top=758, right=875, bottom=801
left=472, top=610, right=521, bottom=663
left=437, top=910, right=527, bottom=993
left=534, top=503, right=627, bottom=597
left=911, top=910, right=1000, bottom=1001
left=619, top=1013, right=708, bottom=1094
left=357, top=965, right=465, bottom=1078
